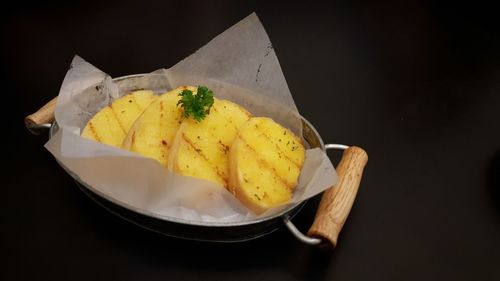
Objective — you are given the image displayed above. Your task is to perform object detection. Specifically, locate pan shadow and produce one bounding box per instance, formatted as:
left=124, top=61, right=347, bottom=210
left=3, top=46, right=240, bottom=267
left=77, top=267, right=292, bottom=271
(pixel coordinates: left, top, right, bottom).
left=75, top=191, right=337, bottom=277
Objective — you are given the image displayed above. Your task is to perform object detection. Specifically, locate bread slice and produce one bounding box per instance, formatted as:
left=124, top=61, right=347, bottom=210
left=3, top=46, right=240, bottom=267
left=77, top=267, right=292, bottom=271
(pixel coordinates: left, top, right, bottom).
left=168, top=99, right=251, bottom=187
left=81, top=90, right=156, bottom=147
left=122, top=86, right=196, bottom=167
left=228, top=117, right=305, bottom=214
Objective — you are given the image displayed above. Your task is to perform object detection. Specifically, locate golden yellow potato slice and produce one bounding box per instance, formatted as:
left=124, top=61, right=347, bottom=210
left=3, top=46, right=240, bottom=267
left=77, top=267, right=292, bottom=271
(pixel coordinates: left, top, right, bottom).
left=81, top=90, right=157, bottom=148
left=168, top=99, right=251, bottom=187
left=228, top=117, right=305, bottom=214
left=122, top=86, right=196, bottom=167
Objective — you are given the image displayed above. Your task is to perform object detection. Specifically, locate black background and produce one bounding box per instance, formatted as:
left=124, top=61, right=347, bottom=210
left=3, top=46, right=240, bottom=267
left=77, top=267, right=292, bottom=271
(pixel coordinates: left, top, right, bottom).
left=3, top=0, right=500, bottom=280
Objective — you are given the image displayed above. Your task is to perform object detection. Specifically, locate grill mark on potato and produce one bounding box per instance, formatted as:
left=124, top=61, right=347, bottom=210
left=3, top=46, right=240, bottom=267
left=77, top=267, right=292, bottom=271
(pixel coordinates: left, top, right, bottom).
left=211, top=102, right=251, bottom=124
left=130, top=131, right=136, bottom=146
left=259, top=129, right=302, bottom=167
left=182, top=133, right=227, bottom=186
left=158, top=102, right=168, bottom=163
left=88, top=122, right=101, bottom=142
left=241, top=137, right=293, bottom=189
left=128, top=94, right=144, bottom=111
left=219, top=173, right=229, bottom=187
left=241, top=130, right=301, bottom=170
left=108, top=104, right=127, bottom=134
left=241, top=118, right=302, bottom=167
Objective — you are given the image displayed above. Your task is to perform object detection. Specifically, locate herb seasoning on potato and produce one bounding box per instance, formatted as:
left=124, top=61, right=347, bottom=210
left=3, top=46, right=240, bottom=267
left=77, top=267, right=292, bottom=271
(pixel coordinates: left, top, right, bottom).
left=81, top=86, right=305, bottom=214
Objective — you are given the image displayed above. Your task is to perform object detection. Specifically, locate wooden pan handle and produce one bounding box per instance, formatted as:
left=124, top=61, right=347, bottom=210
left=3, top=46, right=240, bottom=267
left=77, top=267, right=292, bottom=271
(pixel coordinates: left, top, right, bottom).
left=25, top=97, right=57, bottom=134
left=308, top=146, right=368, bottom=249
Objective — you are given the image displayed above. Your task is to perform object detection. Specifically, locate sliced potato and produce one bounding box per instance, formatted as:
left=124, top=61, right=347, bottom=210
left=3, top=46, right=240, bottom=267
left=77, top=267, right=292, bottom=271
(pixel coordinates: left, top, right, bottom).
left=81, top=90, right=156, bottom=148
left=228, top=117, right=305, bottom=214
left=122, top=86, right=196, bottom=166
left=168, top=99, right=251, bottom=187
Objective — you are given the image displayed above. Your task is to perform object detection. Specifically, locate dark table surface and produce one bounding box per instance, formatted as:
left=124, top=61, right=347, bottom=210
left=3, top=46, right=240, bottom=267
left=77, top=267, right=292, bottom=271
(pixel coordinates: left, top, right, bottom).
left=3, top=0, right=500, bottom=280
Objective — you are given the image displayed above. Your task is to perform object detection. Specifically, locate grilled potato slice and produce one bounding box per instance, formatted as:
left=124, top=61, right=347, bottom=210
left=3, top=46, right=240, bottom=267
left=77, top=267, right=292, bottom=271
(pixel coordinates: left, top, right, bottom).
left=168, top=99, right=251, bottom=187
left=81, top=90, right=156, bottom=148
left=122, top=86, right=196, bottom=167
left=228, top=117, right=305, bottom=214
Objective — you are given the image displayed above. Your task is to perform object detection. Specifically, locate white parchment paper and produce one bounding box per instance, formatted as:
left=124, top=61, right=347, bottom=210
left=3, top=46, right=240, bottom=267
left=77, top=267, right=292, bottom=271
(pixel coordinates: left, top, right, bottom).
left=45, top=13, right=337, bottom=224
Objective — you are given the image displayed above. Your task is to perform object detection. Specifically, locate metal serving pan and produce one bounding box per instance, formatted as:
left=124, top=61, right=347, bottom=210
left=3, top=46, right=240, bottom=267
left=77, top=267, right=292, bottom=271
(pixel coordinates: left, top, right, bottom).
left=25, top=74, right=368, bottom=249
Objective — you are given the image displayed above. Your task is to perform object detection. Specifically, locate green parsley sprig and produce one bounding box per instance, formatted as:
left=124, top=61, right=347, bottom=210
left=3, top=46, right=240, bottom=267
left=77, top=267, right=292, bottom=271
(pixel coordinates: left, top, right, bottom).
left=177, top=86, right=215, bottom=122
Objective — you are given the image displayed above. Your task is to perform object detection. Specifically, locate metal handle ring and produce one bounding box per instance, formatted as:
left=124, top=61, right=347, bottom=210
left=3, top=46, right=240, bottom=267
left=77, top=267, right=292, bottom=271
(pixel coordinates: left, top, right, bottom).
left=283, top=143, right=349, bottom=246
left=26, top=123, right=53, bottom=135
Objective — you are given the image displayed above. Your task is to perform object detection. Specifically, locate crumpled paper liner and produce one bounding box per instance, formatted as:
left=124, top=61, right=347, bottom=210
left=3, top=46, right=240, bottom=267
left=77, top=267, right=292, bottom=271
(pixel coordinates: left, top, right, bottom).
left=45, top=13, right=337, bottom=224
